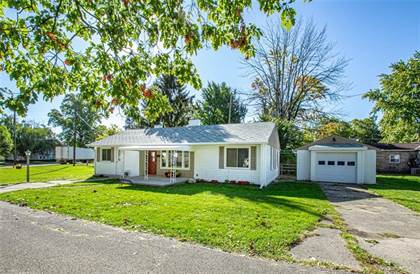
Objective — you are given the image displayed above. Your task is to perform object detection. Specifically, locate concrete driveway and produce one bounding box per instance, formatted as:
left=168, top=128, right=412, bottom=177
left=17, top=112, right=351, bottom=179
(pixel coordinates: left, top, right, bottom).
left=321, top=184, right=420, bottom=274
left=0, top=202, right=342, bottom=274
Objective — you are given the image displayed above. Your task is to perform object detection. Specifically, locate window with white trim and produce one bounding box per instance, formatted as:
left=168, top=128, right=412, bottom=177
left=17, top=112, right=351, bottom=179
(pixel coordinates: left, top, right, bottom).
left=160, top=150, right=190, bottom=169
left=101, top=149, right=112, bottom=161
left=389, top=154, right=400, bottom=164
left=226, top=148, right=249, bottom=168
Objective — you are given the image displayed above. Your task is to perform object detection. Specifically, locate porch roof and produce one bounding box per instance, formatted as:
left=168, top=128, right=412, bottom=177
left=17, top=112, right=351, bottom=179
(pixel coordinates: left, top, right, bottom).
left=118, top=145, right=192, bottom=151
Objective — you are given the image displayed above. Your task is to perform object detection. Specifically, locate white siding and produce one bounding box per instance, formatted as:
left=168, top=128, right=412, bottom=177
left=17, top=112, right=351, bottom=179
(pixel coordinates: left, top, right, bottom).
left=297, top=150, right=310, bottom=180
left=193, top=144, right=262, bottom=185
left=257, top=144, right=279, bottom=186
left=364, top=150, right=376, bottom=184
left=94, top=147, right=118, bottom=175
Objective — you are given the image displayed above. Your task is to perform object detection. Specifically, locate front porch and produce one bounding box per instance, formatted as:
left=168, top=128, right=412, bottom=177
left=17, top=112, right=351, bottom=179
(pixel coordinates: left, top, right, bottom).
left=116, top=145, right=194, bottom=185
left=122, top=175, right=192, bottom=186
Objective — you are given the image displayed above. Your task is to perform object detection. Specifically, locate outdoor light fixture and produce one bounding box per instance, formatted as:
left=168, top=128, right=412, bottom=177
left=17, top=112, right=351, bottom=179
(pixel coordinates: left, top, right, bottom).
left=25, top=150, right=31, bottom=183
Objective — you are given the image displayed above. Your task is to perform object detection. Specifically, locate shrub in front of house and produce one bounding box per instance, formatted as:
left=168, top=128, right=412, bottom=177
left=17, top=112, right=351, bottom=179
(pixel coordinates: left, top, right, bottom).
left=164, top=171, right=181, bottom=178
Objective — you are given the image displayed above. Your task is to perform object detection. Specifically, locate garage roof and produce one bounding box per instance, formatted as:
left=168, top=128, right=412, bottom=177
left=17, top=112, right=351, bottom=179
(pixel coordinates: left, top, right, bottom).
left=298, top=135, right=371, bottom=150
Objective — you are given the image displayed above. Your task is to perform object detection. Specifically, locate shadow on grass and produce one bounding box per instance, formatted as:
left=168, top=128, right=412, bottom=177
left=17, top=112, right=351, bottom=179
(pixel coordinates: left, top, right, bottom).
left=112, top=181, right=329, bottom=218
left=30, top=166, right=71, bottom=176
left=369, top=175, right=420, bottom=192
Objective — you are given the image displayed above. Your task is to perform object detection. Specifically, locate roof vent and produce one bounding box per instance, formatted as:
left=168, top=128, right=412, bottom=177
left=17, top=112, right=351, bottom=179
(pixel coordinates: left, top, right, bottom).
left=187, top=119, right=201, bottom=127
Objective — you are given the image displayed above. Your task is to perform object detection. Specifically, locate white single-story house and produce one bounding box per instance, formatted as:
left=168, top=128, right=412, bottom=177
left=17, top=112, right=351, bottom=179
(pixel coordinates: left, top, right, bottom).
left=296, top=135, right=376, bottom=184
left=88, top=121, right=280, bottom=187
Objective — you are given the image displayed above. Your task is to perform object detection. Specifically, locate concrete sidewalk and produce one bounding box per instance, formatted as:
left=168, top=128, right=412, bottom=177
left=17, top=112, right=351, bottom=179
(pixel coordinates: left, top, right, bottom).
left=0, top=178, right=109, bottom=194
left=0, top=201, right=345, bottom=274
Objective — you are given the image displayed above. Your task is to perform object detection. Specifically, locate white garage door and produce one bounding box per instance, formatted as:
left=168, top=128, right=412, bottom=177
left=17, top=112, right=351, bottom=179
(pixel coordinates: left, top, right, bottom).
left=315, top=152, right=357, bottom=183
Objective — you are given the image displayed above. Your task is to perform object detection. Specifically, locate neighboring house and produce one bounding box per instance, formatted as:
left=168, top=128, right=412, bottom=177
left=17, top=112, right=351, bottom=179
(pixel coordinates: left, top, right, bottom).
left=88, top=121, right=280, bottom=187
left=296, top=135, right=376, bottom=184
left=6, top=149, right=55, bottom=161
left=369, top=143, right=420, bottom=174
left=55, top=146, right=95, bottom=163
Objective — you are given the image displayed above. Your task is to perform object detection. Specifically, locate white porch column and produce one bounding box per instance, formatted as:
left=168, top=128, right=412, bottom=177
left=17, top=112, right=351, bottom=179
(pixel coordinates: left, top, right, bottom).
left=144, top=149, right=149, bottom=180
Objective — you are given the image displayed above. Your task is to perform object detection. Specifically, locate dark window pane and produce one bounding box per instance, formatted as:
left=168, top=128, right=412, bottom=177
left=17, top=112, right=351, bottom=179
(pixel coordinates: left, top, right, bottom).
left=184, top=151, right=189, bottom=168
left=347, top=161, right=355, bottom=166
left=226, top=148, right=238, bottom=167
left=337, top=161, right=345, bottom=166
left=318, top=161, right=325, bottom=165
left=161, top=151, right=167, bottom=168
left=238, top=148, right=249, bottom=168
left=328, top=161, right=335, bottom=165
left=176, top=150, right=182, bottom=168
left=102, top=149, right=111, bottom=161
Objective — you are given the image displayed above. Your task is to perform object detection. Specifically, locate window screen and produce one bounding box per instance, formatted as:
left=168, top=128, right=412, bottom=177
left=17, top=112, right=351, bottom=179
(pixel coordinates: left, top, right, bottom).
left=101, top=149, right=111, bottom=161
left=226, top=148, right=249, bottom=168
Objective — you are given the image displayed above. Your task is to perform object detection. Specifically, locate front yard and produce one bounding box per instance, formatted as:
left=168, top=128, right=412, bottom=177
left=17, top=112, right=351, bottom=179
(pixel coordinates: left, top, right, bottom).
left=0, top=164, right=94, bottom=186
left=367, top=174, right=420, bottom=213
left=0, top=181, right=331, bottom=260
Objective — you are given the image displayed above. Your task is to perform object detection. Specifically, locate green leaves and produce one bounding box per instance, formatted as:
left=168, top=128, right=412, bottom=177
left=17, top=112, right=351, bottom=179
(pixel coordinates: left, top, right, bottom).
left=0, top=125, right=13, bottom=157
left=0, top=0, right=300, bottom=119
left=281, top=8, right=296, bottom=30
left=364, top=51, right=420, bottom=142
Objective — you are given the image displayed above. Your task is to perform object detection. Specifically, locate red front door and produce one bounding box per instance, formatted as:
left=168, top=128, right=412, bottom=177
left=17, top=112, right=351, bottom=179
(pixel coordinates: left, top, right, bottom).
left=148, top=151, right=157, bottom=175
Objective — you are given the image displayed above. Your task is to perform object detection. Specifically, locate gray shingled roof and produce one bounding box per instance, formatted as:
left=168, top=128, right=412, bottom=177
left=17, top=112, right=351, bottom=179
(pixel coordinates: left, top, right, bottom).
left=89, top=122, right=276, bottom=147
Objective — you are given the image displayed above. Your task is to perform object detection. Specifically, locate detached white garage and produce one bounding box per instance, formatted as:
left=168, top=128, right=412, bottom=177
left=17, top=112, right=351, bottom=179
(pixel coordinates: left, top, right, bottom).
left=297, top=136, right=376, bottom=184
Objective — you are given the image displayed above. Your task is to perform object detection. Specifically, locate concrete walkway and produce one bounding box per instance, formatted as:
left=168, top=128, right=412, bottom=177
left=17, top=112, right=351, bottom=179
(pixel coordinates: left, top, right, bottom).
left=291, top=225, right=361, bottom=271
left=0, top=202, right=345, bottom=274
left=321, top=184, right=420, bottom=274
left=0, top=178, right=108, bottom=194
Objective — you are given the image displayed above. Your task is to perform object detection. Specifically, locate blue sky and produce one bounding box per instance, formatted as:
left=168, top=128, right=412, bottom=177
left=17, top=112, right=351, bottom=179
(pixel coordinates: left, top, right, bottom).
left=1, top=0, right=419, bottom=131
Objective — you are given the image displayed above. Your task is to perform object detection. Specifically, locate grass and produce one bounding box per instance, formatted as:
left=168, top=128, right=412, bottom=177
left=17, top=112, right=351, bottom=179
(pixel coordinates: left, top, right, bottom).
left=0, top=164, right=94, bottom=186
left=367, top=175, right=420, bottom=213
left=0, top=181, right=332, bottom=260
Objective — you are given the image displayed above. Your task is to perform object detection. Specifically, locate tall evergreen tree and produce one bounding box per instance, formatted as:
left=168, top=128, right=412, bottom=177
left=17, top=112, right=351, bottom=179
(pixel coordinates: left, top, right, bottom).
left=126, top=75, right=194, bottom=128
left=155, top=75, right=194, bottom=127
left=197, top=82, right=247, bottom=125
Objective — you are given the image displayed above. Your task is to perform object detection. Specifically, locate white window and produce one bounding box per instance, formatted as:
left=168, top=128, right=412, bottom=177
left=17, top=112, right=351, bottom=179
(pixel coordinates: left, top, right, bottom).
left=160, top=150, right=190, bottom=169
left=101, top=149, right=112, bottom=161
left=389, top=154, right=400, bottom=164
left=226, top=148, right=250, bottom=168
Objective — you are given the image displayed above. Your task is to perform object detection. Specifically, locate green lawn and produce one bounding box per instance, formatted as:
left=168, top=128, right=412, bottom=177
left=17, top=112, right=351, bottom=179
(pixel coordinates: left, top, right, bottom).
left=0, top=181, right=332, bottom=260
left=0, top=164, right=94, bottom=185
left=367, top=175, right=420, bottom=213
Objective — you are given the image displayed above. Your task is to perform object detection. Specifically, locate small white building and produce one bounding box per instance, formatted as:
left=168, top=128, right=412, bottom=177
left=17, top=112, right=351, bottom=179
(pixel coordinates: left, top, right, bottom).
left=297, top=136, right=376, bottom=184
left=88, top=122, right=280, bottom=187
